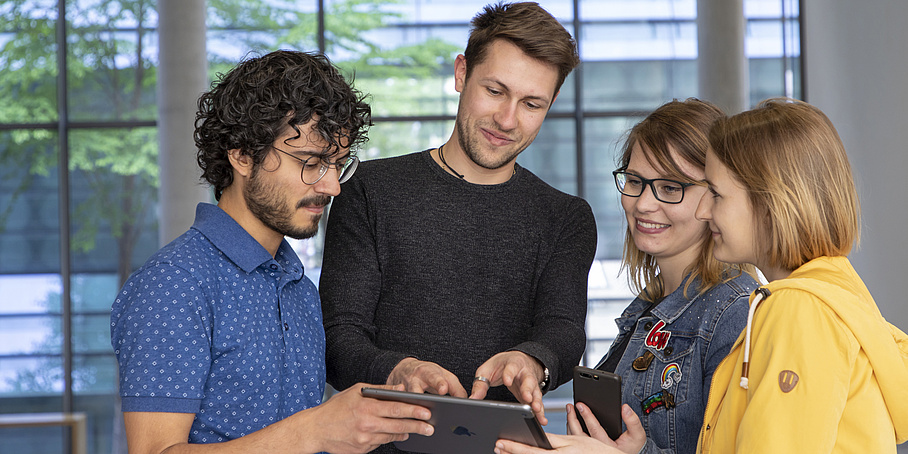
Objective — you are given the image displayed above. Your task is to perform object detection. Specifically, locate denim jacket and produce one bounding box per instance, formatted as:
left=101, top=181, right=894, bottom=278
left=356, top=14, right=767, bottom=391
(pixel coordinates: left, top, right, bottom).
left=598, top=273, right=757, bottom=454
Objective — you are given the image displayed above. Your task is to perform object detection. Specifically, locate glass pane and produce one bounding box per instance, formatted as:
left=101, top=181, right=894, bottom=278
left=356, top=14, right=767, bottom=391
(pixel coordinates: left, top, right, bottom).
left=583, top=116, right=641, bottom=260
left=72, top=314, right=113, bottom=355
left=581, top=0, right=696, bottom=21
left=582, top=59, right=696, bottom=112
left=207, top=0, right=317, bottom=63
left=0, top=1, right=58, bottom=124
left=750, top=57, right=788, bottom=106
left=66, top=1, right=158, bottom=122
left=0, top=275, right=62, bottom=314
left=357, top=74, right=458, bottom=118
left=0, top=316, right=60, bottom=356
left=550, top=72, right=577, bottom=115
left=327, top=0, right=575, bottom=118
left=0, top=131, right=60, bottom=274
left=326, top=0, right=468, bottom=119
left=68, top=128, right=160, bottom=279
left=0, top=356, right=64, bottom=395
left=585, top=298, right=632, bottom=364
left=73, top=354, right=118, bottom=394
left=363, top=119, right=453, bottom=160
left=71, top=274, right=120, bottom=312
left=517, top=117, right=577, bottom=196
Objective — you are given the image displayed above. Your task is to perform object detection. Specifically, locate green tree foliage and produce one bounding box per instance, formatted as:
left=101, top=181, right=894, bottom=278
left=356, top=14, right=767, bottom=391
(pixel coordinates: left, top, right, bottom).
left=0, top=0, right=458, bottom=283
left=0, top=0, right=158, bottom=285
left=0, top=0, right=459, bottom=397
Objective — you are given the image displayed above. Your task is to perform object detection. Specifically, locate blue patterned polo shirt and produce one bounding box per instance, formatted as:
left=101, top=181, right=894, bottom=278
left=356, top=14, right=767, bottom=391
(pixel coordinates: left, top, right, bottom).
left=111, top=203, right=326, bottom=443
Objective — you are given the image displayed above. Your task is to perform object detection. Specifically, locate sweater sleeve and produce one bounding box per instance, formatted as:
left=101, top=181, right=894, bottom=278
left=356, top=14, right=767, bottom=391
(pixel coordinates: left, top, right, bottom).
left=320, top=174, right=408, bottom=390
left=510, top=197, right=597, bottom=390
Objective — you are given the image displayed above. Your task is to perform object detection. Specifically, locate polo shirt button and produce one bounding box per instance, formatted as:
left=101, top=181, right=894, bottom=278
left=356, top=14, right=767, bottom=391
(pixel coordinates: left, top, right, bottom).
left=270, top=264, right=278, bottom=270
left=283, top=322, right=290, bottom=331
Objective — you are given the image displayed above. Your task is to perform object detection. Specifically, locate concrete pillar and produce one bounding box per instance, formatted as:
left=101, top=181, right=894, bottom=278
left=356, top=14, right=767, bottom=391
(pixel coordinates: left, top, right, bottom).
left=697, top=0, right=749, bottom=114
left=156, top=0, right=210, bottom=245
left=803, top=0, right=908, bottom=340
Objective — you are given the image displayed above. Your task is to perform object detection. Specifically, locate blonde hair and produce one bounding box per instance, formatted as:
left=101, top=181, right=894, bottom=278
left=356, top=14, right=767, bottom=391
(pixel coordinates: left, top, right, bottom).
left=618, top=98, right=754, bottom=301
left=708, top=98, right=861, bottom=270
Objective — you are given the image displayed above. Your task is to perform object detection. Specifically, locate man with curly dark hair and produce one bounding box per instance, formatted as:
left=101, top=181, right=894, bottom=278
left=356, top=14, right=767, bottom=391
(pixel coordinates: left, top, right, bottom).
left=111, top=50, right=433, bottom=453
left=320, top=3, right=597, bottom=452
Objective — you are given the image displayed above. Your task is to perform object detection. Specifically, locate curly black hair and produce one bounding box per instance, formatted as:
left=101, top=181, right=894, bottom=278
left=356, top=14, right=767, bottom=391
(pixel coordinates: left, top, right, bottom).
left=194, top=50, right=372, bottom=200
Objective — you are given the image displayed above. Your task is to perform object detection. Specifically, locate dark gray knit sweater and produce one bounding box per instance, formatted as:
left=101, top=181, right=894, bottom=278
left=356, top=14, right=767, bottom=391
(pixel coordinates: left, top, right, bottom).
left=319, top=149, right=597, bottom=408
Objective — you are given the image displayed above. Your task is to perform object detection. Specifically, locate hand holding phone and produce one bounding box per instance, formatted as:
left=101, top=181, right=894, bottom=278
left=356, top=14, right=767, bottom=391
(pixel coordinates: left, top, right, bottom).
left=572, top=366, right=622, bottom=440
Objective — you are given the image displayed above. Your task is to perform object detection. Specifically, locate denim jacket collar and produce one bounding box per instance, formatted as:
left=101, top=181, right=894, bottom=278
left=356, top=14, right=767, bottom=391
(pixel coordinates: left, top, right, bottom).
left=618, top=274, right=703, bottom=328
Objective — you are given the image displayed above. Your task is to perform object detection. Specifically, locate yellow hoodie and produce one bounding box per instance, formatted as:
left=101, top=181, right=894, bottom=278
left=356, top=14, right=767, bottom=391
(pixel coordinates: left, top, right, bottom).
left=698, top=256, right=908, bottom=453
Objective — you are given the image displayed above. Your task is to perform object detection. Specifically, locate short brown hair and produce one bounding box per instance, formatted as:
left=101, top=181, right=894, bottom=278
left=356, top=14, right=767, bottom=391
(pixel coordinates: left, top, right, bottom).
left=464, top=2, right=579, bottom=97
left=708, top=98, right=861, bottom=270
left=618, top=98, right=753, bottom=301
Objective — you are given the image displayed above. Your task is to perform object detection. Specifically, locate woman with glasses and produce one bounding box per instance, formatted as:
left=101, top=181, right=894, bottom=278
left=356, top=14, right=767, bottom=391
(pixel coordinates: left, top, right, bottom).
left=692, top=98, right=908, bottom=452
left=496, top=99, right=757, bottom=454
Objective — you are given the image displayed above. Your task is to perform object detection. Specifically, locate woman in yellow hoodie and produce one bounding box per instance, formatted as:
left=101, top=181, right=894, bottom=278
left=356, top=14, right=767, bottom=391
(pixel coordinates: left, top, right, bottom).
left=694, top=98, right=908, bottom=452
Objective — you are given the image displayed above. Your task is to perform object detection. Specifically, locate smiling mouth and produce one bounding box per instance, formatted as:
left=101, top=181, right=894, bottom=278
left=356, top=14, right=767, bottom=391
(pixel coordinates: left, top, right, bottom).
left=482, top=128, right=513, bottom=145
left=638, top=220, right=669, bottom=229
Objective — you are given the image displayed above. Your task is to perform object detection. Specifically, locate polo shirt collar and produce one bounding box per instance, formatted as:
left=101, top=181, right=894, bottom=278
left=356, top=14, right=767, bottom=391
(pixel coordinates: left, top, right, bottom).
left=191, top=203, right=303, bottom=276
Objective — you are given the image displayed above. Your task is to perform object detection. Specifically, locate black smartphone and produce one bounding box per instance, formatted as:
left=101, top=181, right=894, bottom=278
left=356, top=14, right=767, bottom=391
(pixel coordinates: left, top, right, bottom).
left=572, top=365, right=622, bottom=440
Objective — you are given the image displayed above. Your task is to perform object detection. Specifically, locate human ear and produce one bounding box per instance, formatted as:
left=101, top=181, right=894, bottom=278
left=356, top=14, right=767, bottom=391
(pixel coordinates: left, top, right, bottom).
left=227, top=148, right=254, bottom=178
left=454, top=54, right=467, bottom=93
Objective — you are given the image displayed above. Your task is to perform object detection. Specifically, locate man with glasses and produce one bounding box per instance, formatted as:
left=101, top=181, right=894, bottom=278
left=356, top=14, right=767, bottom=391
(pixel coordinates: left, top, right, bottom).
left=319, top=4, right=597, bottom=448
left=111, top=50, right=433, bottom=453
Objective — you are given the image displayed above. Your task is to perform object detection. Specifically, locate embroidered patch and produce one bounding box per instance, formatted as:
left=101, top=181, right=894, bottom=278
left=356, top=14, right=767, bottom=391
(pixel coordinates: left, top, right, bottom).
left=778, top=370, right=799, bottom=393
left=645, top=320, right=672, bottom=350
left=661, top=363, right=683, bottom=389
left=632, top=350, right=655, bottom=371
left=641, top=390, right=676, bottom=414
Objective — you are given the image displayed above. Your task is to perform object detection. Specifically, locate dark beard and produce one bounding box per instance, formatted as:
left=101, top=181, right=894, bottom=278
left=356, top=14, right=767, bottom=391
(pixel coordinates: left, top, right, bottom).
left=244, top=167, right=331, bottom=240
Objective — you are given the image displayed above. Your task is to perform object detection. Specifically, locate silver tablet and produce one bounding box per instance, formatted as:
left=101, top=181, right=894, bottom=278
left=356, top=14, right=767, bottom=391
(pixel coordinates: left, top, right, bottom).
left=361, top=387, right=551, bottom=453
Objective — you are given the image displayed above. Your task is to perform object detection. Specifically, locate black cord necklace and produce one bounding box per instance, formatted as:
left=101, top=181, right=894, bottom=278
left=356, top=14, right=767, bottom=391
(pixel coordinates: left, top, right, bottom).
left=437, top=144, right=465, bottom=179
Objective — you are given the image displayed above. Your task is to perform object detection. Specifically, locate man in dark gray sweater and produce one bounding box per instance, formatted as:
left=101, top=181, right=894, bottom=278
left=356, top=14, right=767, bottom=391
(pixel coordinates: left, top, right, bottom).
left=319, top=3, right=597, bottom=449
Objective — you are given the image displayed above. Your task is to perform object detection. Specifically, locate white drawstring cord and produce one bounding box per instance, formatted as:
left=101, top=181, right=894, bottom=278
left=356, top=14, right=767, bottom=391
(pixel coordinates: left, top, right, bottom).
left=740, top=288, right=772, bottom=389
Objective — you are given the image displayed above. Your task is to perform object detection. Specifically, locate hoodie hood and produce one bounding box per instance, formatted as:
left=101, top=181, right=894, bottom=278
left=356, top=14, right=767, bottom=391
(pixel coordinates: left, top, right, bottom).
left=763, top=256, right=908, bottom=443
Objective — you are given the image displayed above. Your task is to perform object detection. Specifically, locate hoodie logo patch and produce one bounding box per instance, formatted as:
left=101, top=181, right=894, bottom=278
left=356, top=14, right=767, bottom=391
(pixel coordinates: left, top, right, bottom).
left=778, top=370, right=799, bottom=393
left=645, top=320, right=671, bottom=350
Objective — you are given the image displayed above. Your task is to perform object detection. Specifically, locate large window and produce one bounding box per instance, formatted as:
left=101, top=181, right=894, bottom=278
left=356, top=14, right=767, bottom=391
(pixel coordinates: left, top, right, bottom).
left=0, top=0, right=800, bottom=451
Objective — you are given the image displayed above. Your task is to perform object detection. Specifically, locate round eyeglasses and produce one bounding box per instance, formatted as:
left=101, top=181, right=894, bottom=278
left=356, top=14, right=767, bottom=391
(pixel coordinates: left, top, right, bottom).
left=612, top=170, right=698, bottom=204
left=273, top=147, right=359, bottom=185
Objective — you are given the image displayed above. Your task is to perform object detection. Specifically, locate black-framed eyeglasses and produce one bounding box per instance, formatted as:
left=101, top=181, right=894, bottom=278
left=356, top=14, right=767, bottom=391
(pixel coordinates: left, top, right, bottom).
left=612, top=170, right=699, bottom=204
left=273, top=147, right=359, bottom=185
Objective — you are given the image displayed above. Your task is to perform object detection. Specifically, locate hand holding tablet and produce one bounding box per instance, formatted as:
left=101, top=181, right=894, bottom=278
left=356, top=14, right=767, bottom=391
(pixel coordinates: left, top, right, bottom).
left=362, top=387, right=551, bottom=454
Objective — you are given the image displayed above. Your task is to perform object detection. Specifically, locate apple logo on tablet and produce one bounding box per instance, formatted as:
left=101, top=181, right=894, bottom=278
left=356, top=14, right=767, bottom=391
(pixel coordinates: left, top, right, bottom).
left=451, top=426, right=475, bottom=437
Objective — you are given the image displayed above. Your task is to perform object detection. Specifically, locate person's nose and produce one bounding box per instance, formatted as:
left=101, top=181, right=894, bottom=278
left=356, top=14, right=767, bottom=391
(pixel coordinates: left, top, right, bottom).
left=634, top=182, right=661, bottom=212
left=695, top=191, right=712, bottom=221
left=493, top=101, right=518, bottom=131
left=313, top=167, right=341, bottom=196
